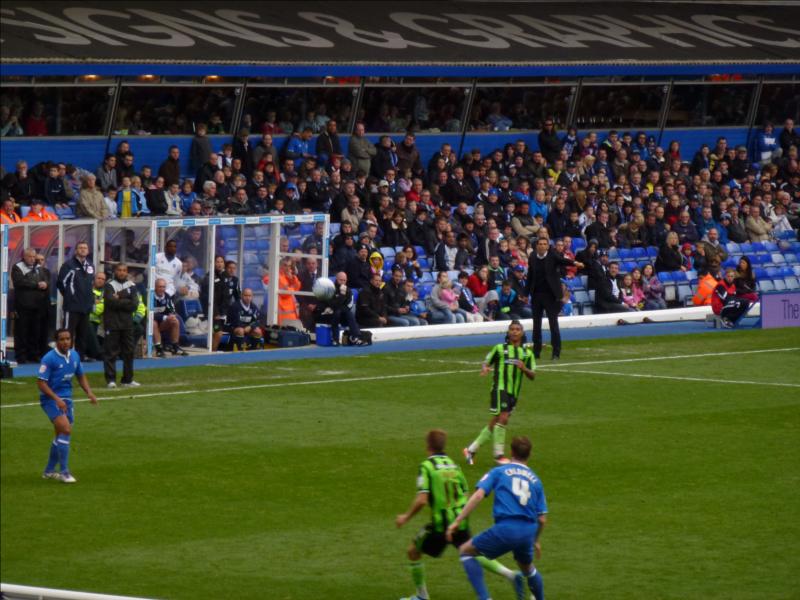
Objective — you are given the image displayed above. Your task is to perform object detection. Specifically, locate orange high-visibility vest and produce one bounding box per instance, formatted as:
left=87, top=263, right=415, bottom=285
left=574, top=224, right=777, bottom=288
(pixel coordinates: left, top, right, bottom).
left=0, top=211, right=21, bottom=224
left=692, top=273, right=717, bottom=306
left=277, top=271, right=301, bottom=323
left=23, top=209, right=58, bottom=222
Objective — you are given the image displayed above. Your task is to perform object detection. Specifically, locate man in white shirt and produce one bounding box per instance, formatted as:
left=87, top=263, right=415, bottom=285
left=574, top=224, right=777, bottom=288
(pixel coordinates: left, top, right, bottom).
left=154, top=239, right=182, bottom=297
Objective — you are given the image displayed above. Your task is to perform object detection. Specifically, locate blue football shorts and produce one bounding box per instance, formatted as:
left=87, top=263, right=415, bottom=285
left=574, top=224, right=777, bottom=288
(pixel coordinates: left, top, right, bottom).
left=40, top=397, right=74, bottom=424
left=472, top=519, right=538, bottom=564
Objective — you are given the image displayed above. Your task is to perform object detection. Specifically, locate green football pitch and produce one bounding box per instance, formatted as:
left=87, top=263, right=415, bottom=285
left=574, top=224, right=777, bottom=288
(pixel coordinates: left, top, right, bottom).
left=2, top=328, right=799, bottom=600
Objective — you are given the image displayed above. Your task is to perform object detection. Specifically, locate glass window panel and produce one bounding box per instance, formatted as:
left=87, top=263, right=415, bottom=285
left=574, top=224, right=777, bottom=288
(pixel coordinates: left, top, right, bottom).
left=241, top=87, right=356, bottom=136
left=116, top=86, right=238, bottom=135
left=667, top=84, right=755, bottom=127
left=469, top=86, right=573, bottom=131
left=476, top=77, right=575, bottom=84
left=0, top=86, right=110, bottom=136
left=360, top=87, right=468, bottom=133
left=756, top=83, right=800, bottom=125
left=574, top=85, right=665, bottom=129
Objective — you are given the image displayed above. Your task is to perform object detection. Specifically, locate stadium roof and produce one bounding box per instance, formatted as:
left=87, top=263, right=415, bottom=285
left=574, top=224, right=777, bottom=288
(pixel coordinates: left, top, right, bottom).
left=2, top=1, right=799, bottom=76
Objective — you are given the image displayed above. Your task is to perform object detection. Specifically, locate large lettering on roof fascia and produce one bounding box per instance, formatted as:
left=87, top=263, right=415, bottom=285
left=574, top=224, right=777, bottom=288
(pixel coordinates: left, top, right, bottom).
left=62, top=8, right=195, bottom=47
left=592, top=14, right=742, bottom=48
left=214, top=11, right=333, bottom=48
left=442, top=14, right=544, bottom=48
left=15, top=6, right=125, bottom=45
left=509, top=15, right=626, bottom=48
left=0, top=8, right=92, bottom=45
left=389, top=12, right=511, bottom=48
left=692, top=15, right=800, bottom=47
left=550, top=15, right=651, bottom=48
left=298, top=12, right=433, bottom=49
left=127, top=8, right=295, bottom=48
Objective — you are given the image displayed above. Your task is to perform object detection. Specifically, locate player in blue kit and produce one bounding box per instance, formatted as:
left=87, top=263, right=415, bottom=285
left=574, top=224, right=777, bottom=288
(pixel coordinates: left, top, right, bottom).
left=38, top=329, right=98, bottom=483
left=447, top=436, right=547, bottom=600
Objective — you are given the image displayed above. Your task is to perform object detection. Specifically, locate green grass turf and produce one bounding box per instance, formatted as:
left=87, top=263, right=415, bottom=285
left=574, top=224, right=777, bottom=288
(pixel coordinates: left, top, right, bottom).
left=2, top=328, right=799, bottom=599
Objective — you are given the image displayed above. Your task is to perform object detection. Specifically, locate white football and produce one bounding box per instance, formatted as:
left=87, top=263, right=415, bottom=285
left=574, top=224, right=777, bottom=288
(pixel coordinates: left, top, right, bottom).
left=312, top=277, right=336, bottom=301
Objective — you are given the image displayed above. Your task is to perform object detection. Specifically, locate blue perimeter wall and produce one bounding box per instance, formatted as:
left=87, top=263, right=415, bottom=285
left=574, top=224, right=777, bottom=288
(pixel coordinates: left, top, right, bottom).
left=0, top=129, right=753, bottom=179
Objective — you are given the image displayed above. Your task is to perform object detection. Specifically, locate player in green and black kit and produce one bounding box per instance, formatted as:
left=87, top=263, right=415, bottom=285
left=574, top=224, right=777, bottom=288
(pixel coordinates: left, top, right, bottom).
left=396, top=429, right=522, bottom=600
left=463, top=320, right=535, bottom=465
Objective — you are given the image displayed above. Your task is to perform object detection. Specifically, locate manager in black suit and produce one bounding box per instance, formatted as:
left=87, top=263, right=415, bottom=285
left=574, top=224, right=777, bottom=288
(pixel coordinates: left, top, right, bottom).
left=525, top=237, right=583, bottom=360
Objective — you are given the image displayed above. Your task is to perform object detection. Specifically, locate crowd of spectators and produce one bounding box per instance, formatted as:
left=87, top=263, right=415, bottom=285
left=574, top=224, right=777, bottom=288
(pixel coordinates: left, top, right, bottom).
left=3, top=115, right=800, bottom=344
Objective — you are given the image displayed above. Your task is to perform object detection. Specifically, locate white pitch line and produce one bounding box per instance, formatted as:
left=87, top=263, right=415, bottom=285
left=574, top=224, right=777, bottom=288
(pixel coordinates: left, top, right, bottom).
left=558, top=368, right=800, bottom=389
left=3, top=347, right=798, bottom=410
left=0, top=369, right=475, bottom=409
left=541, top=347, right=800, bottom=369
left=392, top=347, right=800, bottom=370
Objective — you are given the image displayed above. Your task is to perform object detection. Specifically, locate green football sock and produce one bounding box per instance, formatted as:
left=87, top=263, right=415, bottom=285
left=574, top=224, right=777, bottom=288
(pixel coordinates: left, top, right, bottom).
left=477, top=556, right=516, bottom=581
left=493, top=424, right=506, bottom=458
left=468, top=426, right=493, bottom=453
left=409, top=561, right=428, bottom=599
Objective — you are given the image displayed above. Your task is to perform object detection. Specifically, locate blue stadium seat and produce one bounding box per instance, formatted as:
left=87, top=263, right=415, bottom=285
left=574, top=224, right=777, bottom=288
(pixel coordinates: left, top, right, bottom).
left=657, top=271, right=674, bottom=283
left=725, top=242, right=740, bottom=254
left=766, top=267, right=781, bottom=278
left=256, top=239, right=269, bottom=251
left=244, top=240, right=258, bottom=251
left=329, top=223, right=341, bottom=235
left=55, top=207, right=75, bottom=219
left=785, top=276, right=800, bottom=290
left=677, top=284, right=693, bottom=304
left=176, top=299, right=203, bottom=321
left=758, top=280, right=775, bottom=292
left=764, top=241, right=779, bottom=253
left=646, top=246, right=659, bottom=259
left=631, top=247, right=647, bottom=259
left=288, top=238, right=302, bottom=251
left=414, top=245, right=426, bottom=258
left=572, top=238, right=587, bottom=252
left=685, top=269, right=698, bottom=282
left=779, top=266, right=794, bottom=277
left=618, top=248, right=633, bottom=260
left=794, top=266, right=800, bottom=277
left=673, top=270, right=688, bottom=282
left=299, top=224, right=315, bottom=236
left=771, top=253, right=786, bottom=265
left=751, top=242, right=767, bottom=254
left=417, top=257, right=429, bottom=269
left=784, top=253, right=798, bottom=264
left=574, top=290, right=590, bottom=310
left=621, top=261, right=637, bottom=273
left=418, top=284, right=433, bottom=299
left=566, top=277, right=584, bottom=290
left=773, top=278, right=787, bottom=291
left=754, top=267, right=768, bottom=279
left=608, top=247, right=620, bottom=260
left=244, top=277, right=262, bottom=291
left=722, top=258, right=737, bottom=269
left=751, top=254, right=770, bottom=265
left=738, top=242, right=754, bottom=254
left=777, top=230, right=796, bottom=240
left=419, top=271, right=435, bottom=283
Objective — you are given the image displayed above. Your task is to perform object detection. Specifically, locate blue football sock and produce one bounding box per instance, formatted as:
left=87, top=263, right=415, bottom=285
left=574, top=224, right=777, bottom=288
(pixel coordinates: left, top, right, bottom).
left=45, top=439, right=59, bottom=472
left=460, top=555, right=490, bottom=600
left=56, top=434, right=71, bottom=473
left=527, top=567, right=544, bottom=600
